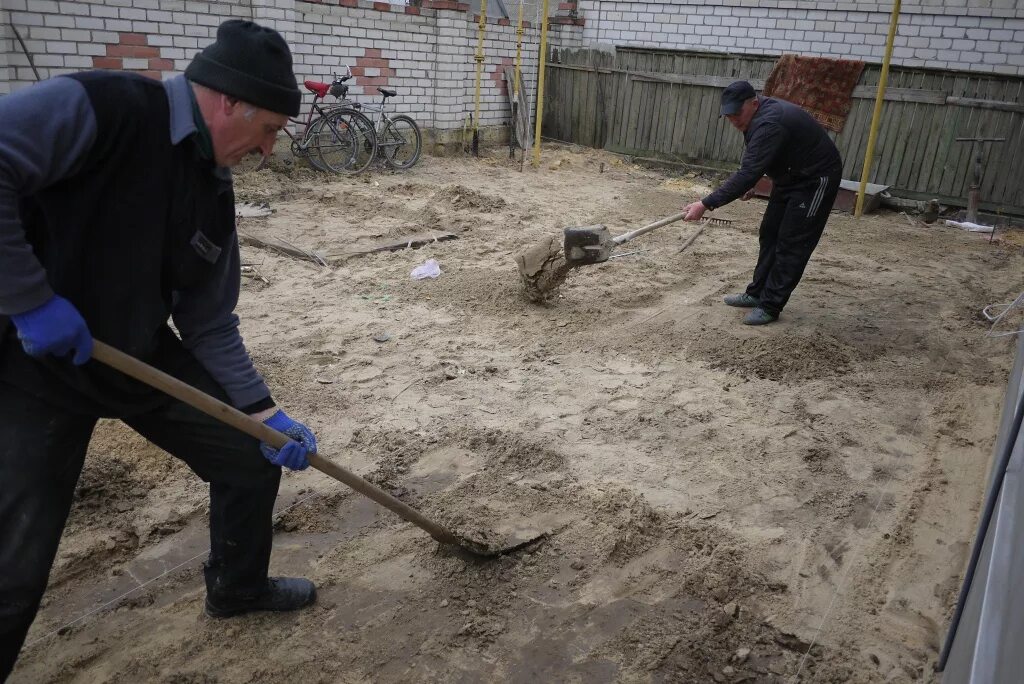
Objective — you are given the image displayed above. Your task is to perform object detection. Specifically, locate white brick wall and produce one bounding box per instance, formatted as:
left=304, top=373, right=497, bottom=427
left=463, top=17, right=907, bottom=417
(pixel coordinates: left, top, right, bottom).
left=0, top=0, right=584, bottom=131
left=576, top=0, right=1024, bottom=75
left=0, top=15, right=10, bottom=96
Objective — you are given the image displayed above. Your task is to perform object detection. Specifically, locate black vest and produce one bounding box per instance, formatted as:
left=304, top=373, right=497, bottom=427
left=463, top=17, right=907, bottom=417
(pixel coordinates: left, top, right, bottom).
left=0, top=72, right=236, bottom=416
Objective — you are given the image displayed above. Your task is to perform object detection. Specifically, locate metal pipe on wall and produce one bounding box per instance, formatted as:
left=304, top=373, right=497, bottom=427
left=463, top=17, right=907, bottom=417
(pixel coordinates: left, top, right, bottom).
left=472, top=0, right=487, bottom=156
left=532, top=0, right=549, bottom=167
left=855, top=0, right=901, bottom=217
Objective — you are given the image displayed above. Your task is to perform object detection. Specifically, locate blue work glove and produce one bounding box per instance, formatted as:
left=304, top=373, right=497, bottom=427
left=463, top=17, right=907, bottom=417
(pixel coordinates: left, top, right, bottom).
left=10, top=295, right=92, bottom=365
left=260, top=410, right=316, bottom=471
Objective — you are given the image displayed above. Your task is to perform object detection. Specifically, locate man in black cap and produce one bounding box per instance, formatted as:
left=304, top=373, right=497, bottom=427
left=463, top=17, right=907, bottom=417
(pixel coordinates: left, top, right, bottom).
left=682, top=80, right=843, bottom=325
left=0, top=20, right=317, bottom=679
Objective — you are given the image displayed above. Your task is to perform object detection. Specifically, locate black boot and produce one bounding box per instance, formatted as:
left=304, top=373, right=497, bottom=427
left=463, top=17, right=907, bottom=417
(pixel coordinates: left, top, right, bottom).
left=205, top=577, right=316, bottom=618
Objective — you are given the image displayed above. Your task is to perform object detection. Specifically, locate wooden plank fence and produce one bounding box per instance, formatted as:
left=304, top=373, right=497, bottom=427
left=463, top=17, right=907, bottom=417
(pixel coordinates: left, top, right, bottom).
left=542, top=47, right=1024, bottom=215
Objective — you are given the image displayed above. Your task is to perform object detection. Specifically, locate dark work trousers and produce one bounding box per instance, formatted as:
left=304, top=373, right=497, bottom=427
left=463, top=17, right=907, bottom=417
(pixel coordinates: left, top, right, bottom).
left=0, top=355, right=281, bottom=681
left=745, top=170, right=841, bottom=316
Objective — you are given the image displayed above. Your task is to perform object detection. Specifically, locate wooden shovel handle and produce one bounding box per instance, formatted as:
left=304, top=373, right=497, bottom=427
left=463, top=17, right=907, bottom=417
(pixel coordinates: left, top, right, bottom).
left=90, top=340, right=462, bottom=546
left=612, top=211, right=689, bottom=246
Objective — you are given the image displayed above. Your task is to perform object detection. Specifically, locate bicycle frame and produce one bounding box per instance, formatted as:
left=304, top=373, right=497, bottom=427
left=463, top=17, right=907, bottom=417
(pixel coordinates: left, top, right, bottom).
left=353, top=98, right=390, bottom=132
left=284, top=98, right=345, bottom=151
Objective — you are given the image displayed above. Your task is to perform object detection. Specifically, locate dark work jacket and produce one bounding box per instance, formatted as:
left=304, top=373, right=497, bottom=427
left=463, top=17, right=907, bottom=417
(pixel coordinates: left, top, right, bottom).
left=703, top=96, right=843, bottom=210
left=0, top=72, right=236, bottom=416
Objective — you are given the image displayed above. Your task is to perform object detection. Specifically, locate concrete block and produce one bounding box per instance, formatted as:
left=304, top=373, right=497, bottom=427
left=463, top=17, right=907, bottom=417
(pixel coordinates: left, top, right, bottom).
left=29, top=26, right=61, bottom=40
left=64, top=54, right=93, bottom=68
left=60, top=1, right=89, bottom=16
left=77, top=42, right=106, bottom=56
left=46, top=40, right=76, bottom=53
left=119, top=8, right=146, bottom=21
left=91, top=5, right=119, bottom=19
left=104, top=19, right=134, bottom=32
left=26, top=0, right=58, bottom=12
left=34, top=53, right=64, bottom=66
left=44, top=14, right=76, bottom=28
left=74, top=17, right=104, bottom=30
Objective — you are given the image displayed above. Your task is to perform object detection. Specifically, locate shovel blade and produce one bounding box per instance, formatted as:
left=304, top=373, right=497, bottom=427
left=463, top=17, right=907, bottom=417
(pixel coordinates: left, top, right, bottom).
left=441, top=510, right=569, bottom=558
left=564, top=224, right=613, bottom=265
left=445, top=531, right=549, bottom=559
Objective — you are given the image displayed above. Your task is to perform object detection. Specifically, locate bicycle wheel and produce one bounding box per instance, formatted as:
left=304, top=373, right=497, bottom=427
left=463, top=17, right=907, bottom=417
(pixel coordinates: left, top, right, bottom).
left=292, top=119, right=331, bottom=172
left=311, top=113, right=357, bottom=173
left=317, top=108, right=377, bottom=174
left=379, top=114, right=422, bottom=170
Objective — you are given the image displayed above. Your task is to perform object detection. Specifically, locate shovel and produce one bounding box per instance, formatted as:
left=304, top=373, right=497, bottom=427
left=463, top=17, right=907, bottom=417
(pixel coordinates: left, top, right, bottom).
left=564, top=212, right=732, bottom=265
left=563, top=211, right=688, bottom=266
left=90, top=340, right=545, bottom=558
left=516, top=212, right=731, bottom=300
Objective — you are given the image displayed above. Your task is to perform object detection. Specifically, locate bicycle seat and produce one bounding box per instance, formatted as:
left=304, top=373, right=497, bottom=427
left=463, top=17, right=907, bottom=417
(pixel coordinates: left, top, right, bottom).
left=304, top=80, right=330, bottom=98
left=378, top=87, right=397, bottom=98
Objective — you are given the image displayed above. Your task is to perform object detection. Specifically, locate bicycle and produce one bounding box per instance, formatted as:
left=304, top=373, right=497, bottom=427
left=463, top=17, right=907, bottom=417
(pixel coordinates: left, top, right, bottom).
left=332, top=85, right=422, bottom=170
left=260, top=69, right=378, bottom=174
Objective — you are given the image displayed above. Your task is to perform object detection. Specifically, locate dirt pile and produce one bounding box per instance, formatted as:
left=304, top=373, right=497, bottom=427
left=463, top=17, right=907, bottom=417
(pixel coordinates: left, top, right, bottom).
left=13, top=147, right=1022, bottom=684
left=515, top=233, right=574, bottom=301
left=433, top=184, right=507, bottom=211
left=689, top=328, right=862, bottom=382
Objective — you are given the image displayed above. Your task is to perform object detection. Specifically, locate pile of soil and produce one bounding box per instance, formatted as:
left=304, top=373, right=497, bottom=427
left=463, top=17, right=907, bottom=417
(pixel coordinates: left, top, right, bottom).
left=13, top=145, right=1022, bottom=684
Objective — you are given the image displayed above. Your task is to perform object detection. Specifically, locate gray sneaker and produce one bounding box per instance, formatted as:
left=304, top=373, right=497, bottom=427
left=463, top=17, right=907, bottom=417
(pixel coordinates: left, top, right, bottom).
left=724, top=293, right=760, bottom=308
left=743, top=307, right=778, bottom=325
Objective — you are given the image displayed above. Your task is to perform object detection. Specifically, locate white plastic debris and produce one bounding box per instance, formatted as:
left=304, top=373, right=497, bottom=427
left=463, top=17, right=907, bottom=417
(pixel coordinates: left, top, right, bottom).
left=410, top=258, right=442, bottom=280
left=234, top=202, right=272, bottom=218
left=945, top=219, right=994, bottom=233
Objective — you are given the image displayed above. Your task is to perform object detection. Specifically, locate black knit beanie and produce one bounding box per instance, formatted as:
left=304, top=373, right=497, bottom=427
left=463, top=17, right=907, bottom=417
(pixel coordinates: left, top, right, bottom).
left=185, top=20, right=300, bottom=117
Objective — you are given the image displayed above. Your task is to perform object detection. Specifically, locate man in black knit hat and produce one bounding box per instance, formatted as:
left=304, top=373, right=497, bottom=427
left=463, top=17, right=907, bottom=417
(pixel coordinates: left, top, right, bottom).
left=682, top=80, right=843, bottom=326
left=0, top=20, right=317, bottom=679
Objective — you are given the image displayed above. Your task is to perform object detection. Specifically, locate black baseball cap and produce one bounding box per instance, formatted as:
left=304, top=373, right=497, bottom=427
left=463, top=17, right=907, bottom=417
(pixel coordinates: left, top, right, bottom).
left=720, top=80, right=756, bottom=116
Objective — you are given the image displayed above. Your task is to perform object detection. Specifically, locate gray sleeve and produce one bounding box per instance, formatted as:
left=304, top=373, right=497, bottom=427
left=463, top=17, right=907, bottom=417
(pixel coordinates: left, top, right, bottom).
left=171, top=232, right=274, bottom=411
left=0, top=77, right=97, bottom=314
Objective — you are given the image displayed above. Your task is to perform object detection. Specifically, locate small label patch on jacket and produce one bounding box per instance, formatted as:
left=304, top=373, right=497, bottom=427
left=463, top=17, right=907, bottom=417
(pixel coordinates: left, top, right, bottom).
left=190, top=230, right=222, bottom=264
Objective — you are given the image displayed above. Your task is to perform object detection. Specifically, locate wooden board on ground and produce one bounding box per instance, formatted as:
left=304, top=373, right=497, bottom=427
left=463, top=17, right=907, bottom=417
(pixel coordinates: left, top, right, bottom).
left=328, top=232, right=459, bottom=263
left=239, top=232, right=327, bottom=267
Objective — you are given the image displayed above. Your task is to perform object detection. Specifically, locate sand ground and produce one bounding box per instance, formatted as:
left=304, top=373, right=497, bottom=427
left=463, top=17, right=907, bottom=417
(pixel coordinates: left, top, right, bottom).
left=12, top=144, right=1024, bottom=683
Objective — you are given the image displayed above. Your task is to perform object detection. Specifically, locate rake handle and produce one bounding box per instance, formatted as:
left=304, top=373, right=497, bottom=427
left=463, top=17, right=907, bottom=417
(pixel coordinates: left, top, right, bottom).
left=90, top=340, right=463, bottom=546
left=676, top=223, right=706, bottom=254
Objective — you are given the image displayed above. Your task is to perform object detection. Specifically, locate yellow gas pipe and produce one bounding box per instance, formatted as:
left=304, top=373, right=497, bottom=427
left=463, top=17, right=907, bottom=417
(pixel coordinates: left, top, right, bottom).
left=472, top=1, right=487, bottom=155
left=532, top=0, right=549, bottom=167
left=514, top=0, right=523, bottom=101
left=855, top=0, right=901, bottom=217
left=512, top=0, right=524, bottom=159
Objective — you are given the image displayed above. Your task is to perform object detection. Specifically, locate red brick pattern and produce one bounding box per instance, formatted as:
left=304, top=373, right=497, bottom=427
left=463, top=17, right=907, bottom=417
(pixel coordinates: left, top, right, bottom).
left=92, top=32, right=172, bottom=80
left=490, top=56, right=514, bottom=97
left=353, top=47, right=393, bottom=93
left=424, top=1, right=469, bottom=11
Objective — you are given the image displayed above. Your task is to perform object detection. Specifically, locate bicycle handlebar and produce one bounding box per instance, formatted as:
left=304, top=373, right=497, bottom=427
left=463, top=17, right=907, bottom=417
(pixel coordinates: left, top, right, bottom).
left=333, top=65, right=354, bottom=83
